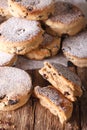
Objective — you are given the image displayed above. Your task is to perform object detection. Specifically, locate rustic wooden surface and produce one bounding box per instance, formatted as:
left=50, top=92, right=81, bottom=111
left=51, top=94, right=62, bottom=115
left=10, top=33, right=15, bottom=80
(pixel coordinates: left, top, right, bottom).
left=0, top=0, right=86, bottom=130
left=0, top=64, right=87, bottom=130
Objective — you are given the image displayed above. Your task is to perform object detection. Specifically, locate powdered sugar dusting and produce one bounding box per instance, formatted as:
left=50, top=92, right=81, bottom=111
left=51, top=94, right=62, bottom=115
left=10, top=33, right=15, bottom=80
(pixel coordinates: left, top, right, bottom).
left=0, top=0, right=8, bottom=8
left=51, top=63, right=81, bottom=87
left=36, top=86, right=71, bottom=111
left=49, top=1, right=83, bottom=24
left=62, top=30, right=87, bottom=58
left=15, top=0, right=53, bottom=9
left=0, top=67, right=32, bottom=96
left=0, top=51, right=15, bottom=66
left=0, top=17, right=41, bottom=42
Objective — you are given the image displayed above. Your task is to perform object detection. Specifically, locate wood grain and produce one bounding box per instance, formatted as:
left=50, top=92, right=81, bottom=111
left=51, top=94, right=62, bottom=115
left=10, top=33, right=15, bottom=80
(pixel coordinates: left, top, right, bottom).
left=77, top=68, right=87, bottom=130
left=0, top=66, right=86, bottom=130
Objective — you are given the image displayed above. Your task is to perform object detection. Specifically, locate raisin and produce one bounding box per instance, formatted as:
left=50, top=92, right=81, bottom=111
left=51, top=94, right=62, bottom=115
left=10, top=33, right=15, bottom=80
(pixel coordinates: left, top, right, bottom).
left=39, top=15, right=43, bottom=18
left=53, top=73, right=56, bottom=75
left=24, top=15, right=26, bottom=18
left=68, top=61, right=74, bottom=67
left=58, top=72, right=62, bottom=76
left=8, top=99, right=18, bottom=105
left=62, top=48, right=65, bottom=52
left=48, top=13, right=52, bottom=18
left=27, top=7, right=33, bottom=11
left=60, top=102, right=64, bottom=108
left=0, top=95, right=6, bottom=100
left=43, top=74, right=48, bottom=79
left=64, top=92, right=70, bottom=96
left=16, top=29, right=25, bottom=35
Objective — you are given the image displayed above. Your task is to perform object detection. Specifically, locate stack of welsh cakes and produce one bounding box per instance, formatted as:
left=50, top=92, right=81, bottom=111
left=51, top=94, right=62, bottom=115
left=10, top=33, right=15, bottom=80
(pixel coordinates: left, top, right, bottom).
left=0, top=0, right=86, bottom=125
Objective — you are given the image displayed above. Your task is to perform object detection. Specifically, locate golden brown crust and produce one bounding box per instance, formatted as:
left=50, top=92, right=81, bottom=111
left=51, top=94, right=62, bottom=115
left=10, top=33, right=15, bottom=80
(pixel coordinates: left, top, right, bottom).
left=0, top=93, right=31, bottom=111
left=0, top=17, right=44, bottom=55
left=63, top=52, right=87, bottom=68
left=0, top=32, right=43, bottom=55
left=0, top=67, right=32, bottom=111
left=44, top=2, right=86, bottom=36
left=39, top=62, right=83, bottom=101
left=26, top=34, right=61, bottom=60
left=62, top=30, right=87, bottom=67
left=45, top=17, right=86, bottom=36
left=34, top=85, right=73, bottom=124
left=8, top=0, right=55, bottom=20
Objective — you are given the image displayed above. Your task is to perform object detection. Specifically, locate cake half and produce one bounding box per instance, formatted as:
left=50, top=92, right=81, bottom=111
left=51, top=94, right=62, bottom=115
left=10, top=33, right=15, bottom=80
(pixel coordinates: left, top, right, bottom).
left=34, top=85, right=73, bottom=124
left=39, top=62, right=83, bottom=101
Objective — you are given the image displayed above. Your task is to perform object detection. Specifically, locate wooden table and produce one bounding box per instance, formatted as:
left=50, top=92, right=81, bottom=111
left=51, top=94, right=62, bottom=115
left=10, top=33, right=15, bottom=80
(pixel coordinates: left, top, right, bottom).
left=0, top=62, right=87, bottom=130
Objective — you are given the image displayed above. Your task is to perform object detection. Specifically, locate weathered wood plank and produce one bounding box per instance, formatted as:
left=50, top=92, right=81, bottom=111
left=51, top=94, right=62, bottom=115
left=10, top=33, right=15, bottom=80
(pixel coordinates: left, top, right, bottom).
left=0, top=66, right=84, bottom=130
left=77, top=68, right=87, bottom=130
left=0, top=98, right=34, bottom=130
